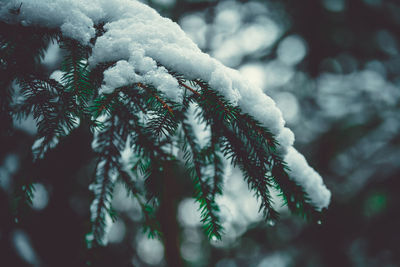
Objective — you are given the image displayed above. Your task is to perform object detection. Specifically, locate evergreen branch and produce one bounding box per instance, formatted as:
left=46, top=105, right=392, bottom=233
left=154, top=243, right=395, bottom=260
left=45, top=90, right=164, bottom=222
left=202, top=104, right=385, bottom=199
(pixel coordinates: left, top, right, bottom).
left=102, top=83, right=179, bottom=139
left=181, top=117, right=223, bottom=240
left=60, top=39, right=93, bottom=107
left=89, top=114, right=122, bottom=247
left=178, top=76, right=320, bottom=221
left=209, top=128, right=224, bottom=199
left=89, top=92, right=167, bottom=245
left=147, top=107, right=178, bottom=138
left=108, top=96, right=169, bottom=202
left=179, top=78, right=278, bottom=220
left=270, top=154, right=319, bottom=221
left=195, top=79, right=276, bottom=147
left=140, top=203, right=162, bottom=239
left=118, top=169, right=161, bottom=238
left=136, top=82, right=174, bottom=115
left=119, top=86, right=148, bottom=114
left=180, top=79, right=275, bottom=147
left=220, top=126, right=279, bottom=221
left=118, top=168, right=162, bottom=238
left=0, top=22, right=58, bottom=136
left=178, top=81, right=201, bottom=97
left=91, top=89, right=120, bottom=118
left=118, top=167, right=142, bottom=197
left=118, top=87, right=172, bottom=159
left=131, top=118, right=169, bottom=160
left=132, top=82, right=180, bottom=139
left=1, top=2, right=330, bottom=252
left=178, top=80, right=238, bottom=124
left=88, top=158, right=116, bottom=247
left=17, top=77, right=79, bottom=159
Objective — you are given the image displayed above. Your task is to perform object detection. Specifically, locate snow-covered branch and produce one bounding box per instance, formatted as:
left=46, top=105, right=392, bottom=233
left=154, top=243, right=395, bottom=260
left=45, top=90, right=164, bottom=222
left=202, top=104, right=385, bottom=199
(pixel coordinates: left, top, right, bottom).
left=0, top=0, right=330, bottom=227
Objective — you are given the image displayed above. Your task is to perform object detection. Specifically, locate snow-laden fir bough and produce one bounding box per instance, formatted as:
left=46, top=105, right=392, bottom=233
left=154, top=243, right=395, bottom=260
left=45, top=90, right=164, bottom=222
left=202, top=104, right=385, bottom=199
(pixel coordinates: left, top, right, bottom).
left=0, top=0, right=331, bottom=246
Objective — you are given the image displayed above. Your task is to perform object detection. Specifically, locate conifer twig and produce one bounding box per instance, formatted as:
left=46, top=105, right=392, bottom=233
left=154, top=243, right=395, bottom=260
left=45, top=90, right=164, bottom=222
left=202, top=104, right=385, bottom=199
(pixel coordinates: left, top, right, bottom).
left=136, top=82, right=174, bottom=115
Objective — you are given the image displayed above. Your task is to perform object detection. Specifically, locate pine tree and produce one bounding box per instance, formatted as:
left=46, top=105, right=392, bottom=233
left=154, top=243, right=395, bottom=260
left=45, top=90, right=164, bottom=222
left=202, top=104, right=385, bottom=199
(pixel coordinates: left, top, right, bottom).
left=0, top=0, right=330, bottom=254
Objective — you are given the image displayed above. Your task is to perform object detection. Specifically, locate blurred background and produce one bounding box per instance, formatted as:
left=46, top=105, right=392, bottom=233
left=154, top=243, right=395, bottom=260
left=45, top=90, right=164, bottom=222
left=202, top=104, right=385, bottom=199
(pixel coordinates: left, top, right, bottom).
left=1, top=0, right=400, bottom=266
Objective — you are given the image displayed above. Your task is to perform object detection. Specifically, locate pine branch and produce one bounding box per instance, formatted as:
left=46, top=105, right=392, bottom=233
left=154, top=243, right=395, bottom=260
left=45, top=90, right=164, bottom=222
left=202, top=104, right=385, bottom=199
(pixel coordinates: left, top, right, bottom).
left=136, top=82, right=174, bottom=115
left=0, top=22, right=58, bottom=136
left=88, top=158, right=116, bottom=248
left=270, top=154, right=319, bottom=220
left=118, top=84, right=175, bottom=159
left=88, top=91, right=169, bottom=245
left=88, top=114, right=122, bottom=247
left=118, top=170, right=161, bottom=238
left=181, top=115, right=223, bottom=240
left=177, top=76, right=323, bottom=221
left=60, top=38, right=92, bottom=104
left=16, top=77, right=79, bottom=159
left=208, top=128, right=224, bottom=199
left=220, top=125, right=279, bottom=221
left=178, top=78, right=279, bottom=221
left=2, top=17, right=325, bottom=249
left=91, top=89, right=121, bottom=118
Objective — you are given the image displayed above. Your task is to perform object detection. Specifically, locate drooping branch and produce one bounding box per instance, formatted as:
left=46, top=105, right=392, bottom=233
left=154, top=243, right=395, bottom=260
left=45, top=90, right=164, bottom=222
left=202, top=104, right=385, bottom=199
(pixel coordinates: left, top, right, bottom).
left=0, top=0, right=331, bottom=251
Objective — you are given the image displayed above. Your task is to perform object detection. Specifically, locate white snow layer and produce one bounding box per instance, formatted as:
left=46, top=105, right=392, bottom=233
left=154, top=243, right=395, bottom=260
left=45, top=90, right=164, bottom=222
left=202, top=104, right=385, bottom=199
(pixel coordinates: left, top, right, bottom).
left=0, top=0, right=330, bottom=209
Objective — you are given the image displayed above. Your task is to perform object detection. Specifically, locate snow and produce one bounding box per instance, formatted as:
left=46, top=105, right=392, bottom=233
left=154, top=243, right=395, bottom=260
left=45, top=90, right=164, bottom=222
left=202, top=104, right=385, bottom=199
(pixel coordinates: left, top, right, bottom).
left=100, top=60, right=138, bottom=94
left=31, top=136, right=59, bottom=159
left=285, top=147, right=331, bottom=209
left=0, top=0, right=330, bottom=209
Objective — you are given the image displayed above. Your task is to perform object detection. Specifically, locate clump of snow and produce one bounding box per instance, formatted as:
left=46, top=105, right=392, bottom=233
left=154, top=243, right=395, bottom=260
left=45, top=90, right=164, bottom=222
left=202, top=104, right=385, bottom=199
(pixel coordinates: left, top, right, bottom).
left=100, top=60, right=138, bottom=94
left=285, top=147, right=331, bottom=209
left=276, top=127, right=295, bottom=155
left=31, top=136, right=59, bottom=160
left=0, top=0, right=102, bottom=44
left=0, top=0, right=330, bottom=209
